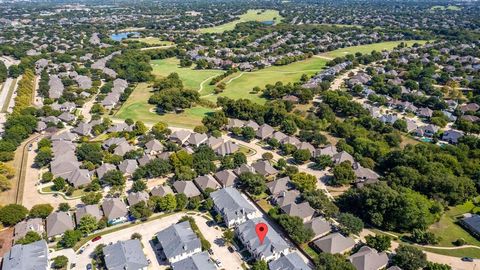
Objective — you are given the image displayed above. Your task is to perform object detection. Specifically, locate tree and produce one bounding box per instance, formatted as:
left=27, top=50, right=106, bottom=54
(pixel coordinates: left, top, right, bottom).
left=187, top=197, right=201, bottom=210
left=52, top=255, right=68, bottom=269
left=130, top=201, right=152, bottom=219
left=58, top=203, right=70, bottom=212
left=81, top=192, right=103, bottom=205
left=332, top=161, right=356, bottom=186
left=222, top=229, right=235, bottom=246
left=365, top=235, right=391, bottom=252
left=0, top=175, right=10, bottom=191
left=262, top=152, right=274, bottom=161
left=0, top=204, right=28, bottom=226
left=238, top=172, right=266, bottom=195
left=337, top=213, right=364, bottom=235
left=313, top=155, right=333, bottom=170
left=53, top=177, right=66, bottom=191
left=58, top=230, right=82, bottom=248
left=176, top=193, right=188, bottom=210
left=76, top=143, right=104, bottom=165
left=158, top=193, right=177, bottom=212
left=29, top=204, right=54, bottom=219
left=232, top=152, right=247, bottom=167
left=132, top=180, right=147, bottom=192
left=16, top=231, right=42, bottom=244
left=0, top=61, right=7, bottom=83
left=78, top=214, right=98, bottom=234
left=302, top=190, right=339, bottom=218
left=293, top=149, right=312, bottom=164
left=242, top=126, right=255, bottom=141
left=34, top=147, right=53, bottom=167
left=409, top=229, right=440, bottom=245
left=315, top=253, right=355, bottom=270
left=424, top=262, right=452, bottom=270
left=131, top=232, right=142, bottom=240
left=277, top=215, right=314, bottom=244
left=291, top=172, right=317, bottom=192
left=101, top=170, right=125, bottom=186
left=392, top=245, right=427, bottom=270
left=251, top=260, right=268, bottom=270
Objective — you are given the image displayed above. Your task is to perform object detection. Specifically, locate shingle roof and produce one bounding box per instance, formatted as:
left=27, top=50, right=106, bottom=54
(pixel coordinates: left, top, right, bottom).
left=150, top=185, right=174, bottom=197
left=348, top=246, right=388, bottom=270
left=173, top=181, right=201, bottom=197
left=305, top=217, right=332, bottom=239
left=281, top=202, right=315, bottom=220
left=103, top=239, right=149, bottom=270
left=1, top=240, right=49, bottom=270
left=127, top=191, right=150, bottom=206
left=267, top=176, right=290, bottom=195
left=194, top=175, right=220, bottom=192
left=13, top=219, right=44, bottom=241
left=214, top=170, right=237, bottom=187
left=269, top=252, right=311, bottom=270
left=156, top=221, right=201, bottom=260
left=313, top=233, right=355, bottom=254
left=252, top=161, right=278, bottom=176
left=211, top=187, right=257, bottom=224
left=75, top=205, right=103, bottom=226
left=46, top=212, right=74, bottom=237
left=171, top=251, right=216, bottom=270
left=102, top=198, right=128, bottom=221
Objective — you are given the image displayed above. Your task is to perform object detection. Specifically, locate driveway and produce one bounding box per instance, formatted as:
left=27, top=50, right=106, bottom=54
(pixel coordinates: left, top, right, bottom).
left=74, top=212, right=244, bottom=270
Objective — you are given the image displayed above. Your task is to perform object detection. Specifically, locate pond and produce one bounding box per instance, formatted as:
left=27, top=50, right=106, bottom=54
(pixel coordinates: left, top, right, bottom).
left=110, top=31, right=140, bottom=41
left=261, top=20, right=275, bottom=25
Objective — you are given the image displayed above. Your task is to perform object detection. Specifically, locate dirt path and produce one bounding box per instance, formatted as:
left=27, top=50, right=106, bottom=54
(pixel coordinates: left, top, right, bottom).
left=198, top=74, right=219, bottom=93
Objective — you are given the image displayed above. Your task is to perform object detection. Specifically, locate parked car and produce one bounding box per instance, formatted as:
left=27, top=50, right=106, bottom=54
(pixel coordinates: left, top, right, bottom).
left=86, top=264, right=92, bottom=270
left=92, top=236, right=102, bottom=242
left=208, top=249, right=214, bottom=255
left=462, top=257, right=474, bottom=262
left=228, top=246, right=235, bottom=253
left=215, top=259, right=223, bottom=268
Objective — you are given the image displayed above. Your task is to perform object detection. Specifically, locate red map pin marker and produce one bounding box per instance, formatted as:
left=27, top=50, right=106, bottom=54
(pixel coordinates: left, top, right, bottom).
left=255, top=222, right=268, bottom=245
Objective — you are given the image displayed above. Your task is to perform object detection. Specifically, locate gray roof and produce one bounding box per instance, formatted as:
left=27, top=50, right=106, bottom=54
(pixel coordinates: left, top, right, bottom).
left=251, top=161, right=278, bottom=176
left=127, top=191, right=150, bottom=206
left=102, top=198, right=128, bottom=221
left=103, top=239, right=149, bottom=270
left=305, top=217, right=332, bottom=239
left=118, top=159, right=138, bottom=175
left=332, top=151, right=355, bottom=165
left=156, top=221, right=201, bottom=260
left=461, top=214, right=480, bottom=234
left=96, top=163, right=117, bottom=179
left=194, top=175, right=220, bottom=192
left=233, top=164, right=256, bottom=175
left=75, top=205, right=103, bottom=226
left=211, top=187, right=257, bottom=224
left=114, top=142, right=136, bottom=156
left=269, top=252, right=311, bottom=270
left=214, top=141, right=239, bottom=156
left=170, top=130, right=191, bottom=144
left=187, top=133, right=208, bottom=146
left=48, top=75, right=64, bottom=99
left=281, top=136, right=301, bottom=146
left=256, top=124, right=275, bottom=139
left=145, top=139, right=163, bottom=153
left=313, top=233, right=355, bottom=254
left=150, top=185, right=174, bottom=197
left=46, top=212, right=74, bottom=237
left=281, top=202, right=315, bottom=221
left=72, top=122, right=92, bottom=136
left=275, top=190, right=300, bottom=208
left=236, top=217, right=289, bottom=259
left=137, top=154, right=154, bottom=166
left=51, top=130, right=78, bottom=141
left=348, top=246, right=388, bottom=270
left=173, top=181, right=201, bottom=198
left=267, top=176, right=290, bottom=195
left=272, top=131, right=288, bottom=142
left=214, top=170, right=237, bottom=187
left=13, top=218, right=44, bottom=241
left=2, top=240, right=49, bottom=270
left=226, top=119, right=244, bottom=129
left=171, top=251, right=216, bottom=270
left=67, top=167, right=91, bottom=187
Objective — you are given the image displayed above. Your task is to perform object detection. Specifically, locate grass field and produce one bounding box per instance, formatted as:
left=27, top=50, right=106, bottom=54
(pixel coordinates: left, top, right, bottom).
left=421, top=246, right=480, bottom=258
left=429, top=200, right=480, bottom=247
left=126, top=37, right=174, bottom=46
left=322, top=40, right=430, bottom=59
left=431, top=5, right=462, bottom=11
left=114, top=82, right=214, bottom=128
left=198, top=9, right=282, bottom=33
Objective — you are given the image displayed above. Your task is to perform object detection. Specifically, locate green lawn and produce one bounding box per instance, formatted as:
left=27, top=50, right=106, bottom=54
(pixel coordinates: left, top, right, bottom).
left=198, top=9, right=282, bottom=33
left=152, top=57, right=328, bottom=105
left=322, top=40, right=430, bottom=59
left=126, top=37, right=174, bottom=46
left=431, top=5, right=462, bottom=11
left=113, top=82, right=214, bottom=129
left=428, top=200, right=480, bottom=247
left=420, top=246, right=480, bottom=258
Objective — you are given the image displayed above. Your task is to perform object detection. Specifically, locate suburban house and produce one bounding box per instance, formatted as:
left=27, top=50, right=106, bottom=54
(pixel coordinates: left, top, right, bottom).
left=313, top=233, right=356, bottom=254
left=156, top=221, right=202, bottom=263
left=150, top=185, right=174, bottom=197
left=102, top=198, right=129, bottom=225
left=268, top=252, right=311, bottom=270
left=348, top=246, right=388, bottom=270
left=144, top=139, right=163, bottom=155
left=103, top=239, right=149, bottom=270
left=210, top=187, right=258, bottom=227
left=281, top=202, right=315, bottom=223
left=13, top=218, right=44, bottom=242
left=127, top=191, right=150, bottom=206
left=46, top=212, right=75, bottom=238
left=170, top=130, right=191, bottom=145
left=1, top=240, right=49, bottom=270
left=214, top=169, right=237, bottom=187
left=304, top=217, right=332, bottom=239
left=267, top=176, right=291, bottom=195
left=460, top=214, right=480, bottom=237
left=173, top=181, right=202, bottom=198
left=442, top=130, right=464, bottom=144
left=251, top=160, right=278, bottom=177
left=171, top=251, right=216, bottom=270
left=75, top=205, right=103, bottom=226
left=274, top=190, right=300, bottom=208
left=96, top=163, right=117, bottom=179
left=256, top=124, right=275, bottom=140
left=236, top=217, right=290, bottom=262
left=194, top=175, right=220, bottom=192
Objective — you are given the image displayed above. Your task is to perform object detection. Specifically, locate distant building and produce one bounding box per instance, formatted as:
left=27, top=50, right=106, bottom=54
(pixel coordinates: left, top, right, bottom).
left=460, top=214, right=480, bottom=238
left=2, top=240, right=49, bottom=270
left=103, top=239, right=149, bottom=270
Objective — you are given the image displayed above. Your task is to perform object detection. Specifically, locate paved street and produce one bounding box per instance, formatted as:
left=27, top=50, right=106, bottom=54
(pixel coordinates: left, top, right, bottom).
left=74, top=212, right=244, bottom=270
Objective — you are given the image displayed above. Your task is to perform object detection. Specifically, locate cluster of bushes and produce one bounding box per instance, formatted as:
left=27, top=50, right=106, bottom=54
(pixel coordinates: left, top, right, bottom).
left=148, top=73, right=199, bottom=112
